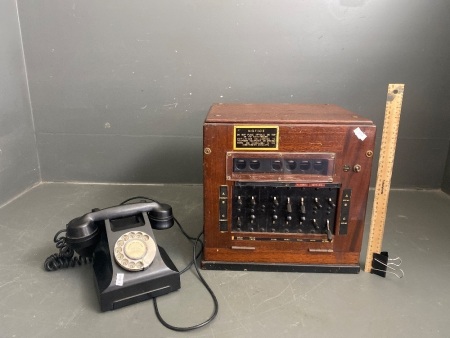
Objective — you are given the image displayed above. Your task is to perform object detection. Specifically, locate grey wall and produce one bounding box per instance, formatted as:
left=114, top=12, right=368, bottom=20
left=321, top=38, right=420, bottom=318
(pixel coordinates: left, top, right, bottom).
left=17, top=0, right=450, bottom=188
left=0, top=0, right=40, bottom=206
left=442, top=142, right=450, bottom=194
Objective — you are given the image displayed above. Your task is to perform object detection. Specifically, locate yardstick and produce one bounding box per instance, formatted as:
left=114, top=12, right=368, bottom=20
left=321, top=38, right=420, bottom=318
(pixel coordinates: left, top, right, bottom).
left=364, top=84, right=405, bottom=273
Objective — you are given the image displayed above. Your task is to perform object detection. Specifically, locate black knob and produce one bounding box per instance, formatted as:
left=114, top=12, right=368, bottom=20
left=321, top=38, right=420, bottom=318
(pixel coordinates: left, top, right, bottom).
left=250, top=160, right=261, bottom=170
left=299, top=160, right=311, bottom=171
left=272, top=160, right=282, bottom=171
left=286, top=160, right=297, bottom=171
left=235, top=159, right=246, bottom=170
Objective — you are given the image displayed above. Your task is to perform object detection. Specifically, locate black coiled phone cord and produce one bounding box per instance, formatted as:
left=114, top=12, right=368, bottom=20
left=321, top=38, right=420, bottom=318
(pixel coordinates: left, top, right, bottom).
left=44, top=229, right=92, bottom=271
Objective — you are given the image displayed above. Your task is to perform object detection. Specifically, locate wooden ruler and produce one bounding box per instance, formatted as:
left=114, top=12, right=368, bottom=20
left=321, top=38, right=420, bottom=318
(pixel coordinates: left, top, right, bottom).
left=364, top=84, right=405, bottom=273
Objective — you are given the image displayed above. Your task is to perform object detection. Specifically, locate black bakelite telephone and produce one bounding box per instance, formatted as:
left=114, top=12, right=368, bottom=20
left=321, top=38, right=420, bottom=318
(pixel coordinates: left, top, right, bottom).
left=44, top=202, right=181, bottom=312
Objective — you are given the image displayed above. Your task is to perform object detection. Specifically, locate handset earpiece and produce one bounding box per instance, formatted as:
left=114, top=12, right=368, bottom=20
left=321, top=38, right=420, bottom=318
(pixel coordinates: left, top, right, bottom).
left=147, top=203, right=174, bottom=230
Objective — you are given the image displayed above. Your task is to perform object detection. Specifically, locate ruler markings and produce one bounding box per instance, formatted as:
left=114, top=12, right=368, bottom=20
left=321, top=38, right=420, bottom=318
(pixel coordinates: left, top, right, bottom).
left=364, top=84, right=405, bottom=273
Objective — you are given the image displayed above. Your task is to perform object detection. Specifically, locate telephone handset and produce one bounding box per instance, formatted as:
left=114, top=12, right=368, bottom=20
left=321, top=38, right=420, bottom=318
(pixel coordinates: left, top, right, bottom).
left=64, top=202, right=173, bottom=257
left=45, top=201, right=181, bottom=311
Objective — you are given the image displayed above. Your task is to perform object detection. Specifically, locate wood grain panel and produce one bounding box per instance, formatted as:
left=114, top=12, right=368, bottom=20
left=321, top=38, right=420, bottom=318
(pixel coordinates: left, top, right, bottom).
left=203, top=104, right=375, bottom=273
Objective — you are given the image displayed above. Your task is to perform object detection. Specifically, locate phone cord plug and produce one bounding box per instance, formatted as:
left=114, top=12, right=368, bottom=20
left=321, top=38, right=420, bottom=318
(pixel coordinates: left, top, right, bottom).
left=44, top=229, right=93, bottom=271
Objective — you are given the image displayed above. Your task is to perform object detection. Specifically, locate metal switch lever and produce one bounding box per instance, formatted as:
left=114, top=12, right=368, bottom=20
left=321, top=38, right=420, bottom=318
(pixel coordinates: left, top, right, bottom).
left=273, top=196, right=279, bottom=206
left=286, top=197, right=292, bottom=213
left=237, top=196, right=243, bottom=205
left=326, top=219, right=333, bottom=241
left=300, top=197, right=306, bottom=221
left=314, top=198, right=322, bottom=209
left=327, top=198, right=336, bottom=208
left=313, top=219, right=319, bottom=229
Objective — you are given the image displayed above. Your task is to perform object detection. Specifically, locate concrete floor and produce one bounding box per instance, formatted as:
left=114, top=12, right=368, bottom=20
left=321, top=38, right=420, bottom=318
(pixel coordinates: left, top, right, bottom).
left=1, top=183, right=449, bottom=338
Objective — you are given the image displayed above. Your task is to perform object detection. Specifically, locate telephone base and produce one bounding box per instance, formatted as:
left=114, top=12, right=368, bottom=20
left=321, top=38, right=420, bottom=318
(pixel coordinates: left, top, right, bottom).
left=92, top=214, right=181, bottom=312
left=95, top=246, right=180, bottom=312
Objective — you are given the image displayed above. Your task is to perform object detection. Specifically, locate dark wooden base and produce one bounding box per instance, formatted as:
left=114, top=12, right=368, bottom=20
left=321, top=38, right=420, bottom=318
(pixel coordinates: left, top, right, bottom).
left=202, top=260, right=361, bottom=274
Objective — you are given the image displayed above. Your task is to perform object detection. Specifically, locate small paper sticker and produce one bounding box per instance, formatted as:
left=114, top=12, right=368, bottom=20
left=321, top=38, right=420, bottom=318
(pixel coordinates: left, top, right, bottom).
left=116, top=273, right=124, bottom=286
left=353, top=127, right=367, bottom=141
